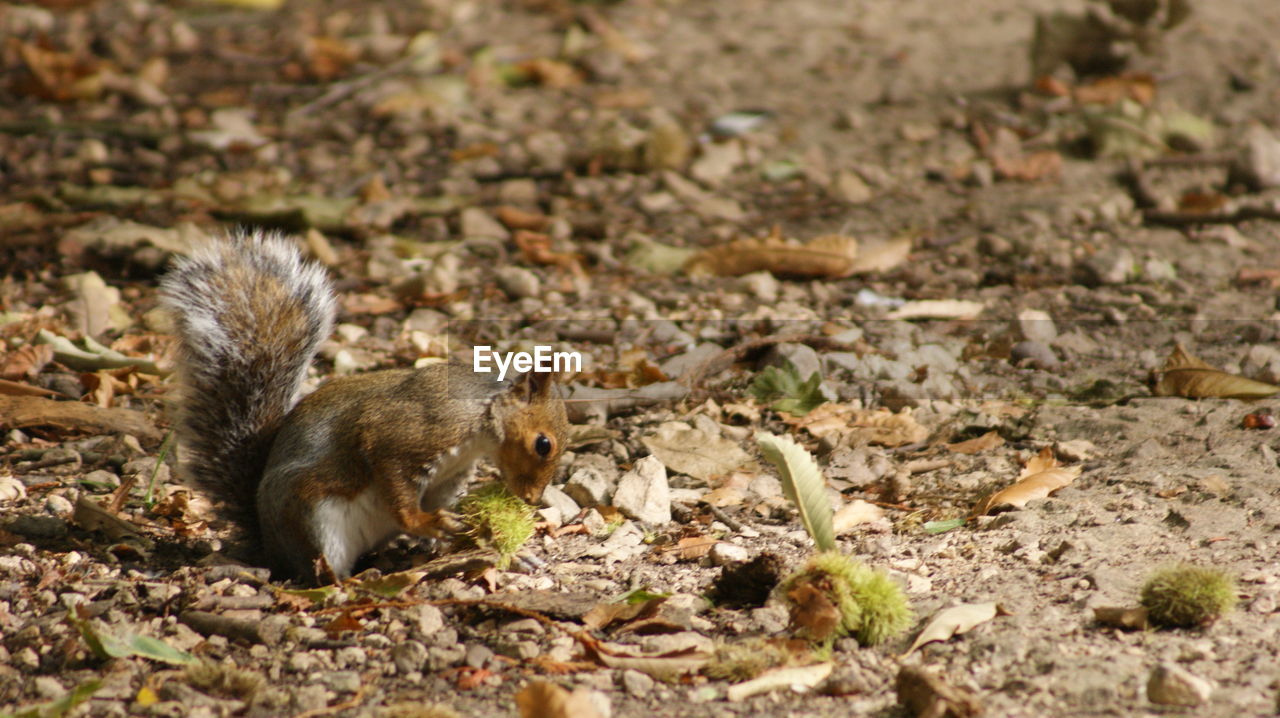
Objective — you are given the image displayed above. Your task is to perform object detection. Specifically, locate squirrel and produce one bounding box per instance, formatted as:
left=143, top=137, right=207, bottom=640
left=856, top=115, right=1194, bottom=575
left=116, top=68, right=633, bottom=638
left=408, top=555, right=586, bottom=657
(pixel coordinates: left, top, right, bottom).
left=160, top=230, right=569, bottom=584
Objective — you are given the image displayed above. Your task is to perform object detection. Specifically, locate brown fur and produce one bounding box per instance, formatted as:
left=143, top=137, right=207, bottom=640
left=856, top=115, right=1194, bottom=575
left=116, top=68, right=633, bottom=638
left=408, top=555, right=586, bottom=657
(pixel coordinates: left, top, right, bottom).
left=163, top=233, right=569, bottom=584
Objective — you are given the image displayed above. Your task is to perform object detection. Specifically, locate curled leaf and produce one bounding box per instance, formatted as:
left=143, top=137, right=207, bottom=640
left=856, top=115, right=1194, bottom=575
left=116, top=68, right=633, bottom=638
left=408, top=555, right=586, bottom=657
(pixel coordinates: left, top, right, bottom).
left=1151, top=344, right=1280, bottom=399
left=755, top=433, right=835, bottom=551
left=972, top=447, right=1082, bottom=516
left=725, top=662, right=834, bottom=701
left=685, top=231, right=859, bottom=279
left=904, top=602, right=1000, bottom=656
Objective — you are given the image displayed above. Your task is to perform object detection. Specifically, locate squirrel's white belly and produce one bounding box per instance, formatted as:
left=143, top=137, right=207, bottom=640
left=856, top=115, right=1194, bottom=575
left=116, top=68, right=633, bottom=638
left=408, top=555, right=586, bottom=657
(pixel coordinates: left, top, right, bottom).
left=310, top=490, right=399, bottom=576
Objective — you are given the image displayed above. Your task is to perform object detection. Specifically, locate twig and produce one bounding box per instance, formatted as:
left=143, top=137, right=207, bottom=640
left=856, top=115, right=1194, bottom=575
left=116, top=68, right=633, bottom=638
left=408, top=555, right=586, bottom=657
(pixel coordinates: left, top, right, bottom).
left=286, top=54, right=418, bottom=119
left=681, top=332, right=854, bottom=395
left=1143, top=204, right=1280, bottom=227
left=293, top=685, right=368, bottom=718
left=706, top=504, right=745, bottom=532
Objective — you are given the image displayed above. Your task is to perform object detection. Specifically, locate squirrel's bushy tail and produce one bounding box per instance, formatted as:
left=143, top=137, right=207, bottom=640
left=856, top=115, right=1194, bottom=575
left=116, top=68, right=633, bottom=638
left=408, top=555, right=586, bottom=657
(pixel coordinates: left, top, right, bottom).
left=160, top=231, right=335, bottom=541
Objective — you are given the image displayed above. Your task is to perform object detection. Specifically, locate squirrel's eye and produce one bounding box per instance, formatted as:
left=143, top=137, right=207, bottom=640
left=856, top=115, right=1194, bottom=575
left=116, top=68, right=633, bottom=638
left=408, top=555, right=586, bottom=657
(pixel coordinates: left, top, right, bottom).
left=534, top=433, right=553, bottom=457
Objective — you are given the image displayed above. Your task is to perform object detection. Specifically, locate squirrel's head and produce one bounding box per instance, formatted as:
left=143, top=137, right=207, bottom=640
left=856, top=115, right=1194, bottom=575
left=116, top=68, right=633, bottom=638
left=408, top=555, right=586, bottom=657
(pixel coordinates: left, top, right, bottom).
left=493, top=371, right=569, bottom=504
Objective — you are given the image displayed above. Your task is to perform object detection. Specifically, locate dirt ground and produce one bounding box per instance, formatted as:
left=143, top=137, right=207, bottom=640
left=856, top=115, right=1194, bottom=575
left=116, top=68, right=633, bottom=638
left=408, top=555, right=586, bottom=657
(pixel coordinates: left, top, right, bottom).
left=5, top=0, right=1280, bottom=716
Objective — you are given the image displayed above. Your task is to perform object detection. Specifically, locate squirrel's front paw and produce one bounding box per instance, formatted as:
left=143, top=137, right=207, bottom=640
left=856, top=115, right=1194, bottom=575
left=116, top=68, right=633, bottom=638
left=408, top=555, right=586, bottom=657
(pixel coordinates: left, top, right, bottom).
left=402, top=508, right=466, bottom=538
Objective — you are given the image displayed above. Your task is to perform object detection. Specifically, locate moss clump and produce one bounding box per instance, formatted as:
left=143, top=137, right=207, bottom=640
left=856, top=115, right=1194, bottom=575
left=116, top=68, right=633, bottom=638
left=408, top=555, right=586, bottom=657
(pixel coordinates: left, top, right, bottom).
left=780, top=551, right=913, bottom=646
left=458, top=482, right=536, bottom=567
left=182, top=661, right=264, bottom=700
left=1140, top=564, right=1237, bottom=628
left=704, top=638, right=794, bottom=681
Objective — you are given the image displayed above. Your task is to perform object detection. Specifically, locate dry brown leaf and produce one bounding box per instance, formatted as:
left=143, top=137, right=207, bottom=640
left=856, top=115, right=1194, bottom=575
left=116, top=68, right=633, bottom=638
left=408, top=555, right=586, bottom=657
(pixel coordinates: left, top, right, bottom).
left=847, top=407, right=929, bottom=447
left=588, top=642, right=711, bottom=680
left=973, top=447, right=1081, bottom=516
left=670, top=536, right=718, bottom=561
left=896, top=665, right=983, bottom=718
left=640, top=421, right=751, bottom=481
left=847, top=235, right=912, bottom=274
left=684, top=230, right=859, bottom=279
left=1093, top=606, right=1149, bottom=630
left=1072, top=73, right=1157, bottom=106
left=323, top=610, right=363, bottom=638
left=832, top=499, right=885, bottom=534
left=783, top=405, right=928, bottom=447
left=1151, top=344, right=1280, bottom=399
left=495, top=205, right=550, bottom=231
left=0, top=395, right=161, bottom=443
left=0, top=344, right=54, bottom=381
left=517, top=58, right=583, bottom=88
left=702, top=486, right=746, bottom=507
left=11, top=39, right=105, bottom=101
left=946, top=431, right=1004, bottom=455
left=514, top=230, right=586, bottom=281
left=904, top=602, right=1000, bottom=656
left=515, top=681, right=605, bottom=718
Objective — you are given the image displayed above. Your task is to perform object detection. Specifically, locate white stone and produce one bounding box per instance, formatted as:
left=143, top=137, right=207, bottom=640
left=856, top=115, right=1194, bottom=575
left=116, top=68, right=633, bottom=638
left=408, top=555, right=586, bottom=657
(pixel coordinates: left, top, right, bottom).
left=1148, top=663, right=1212, bottom=706
left=612, top=456, right=671, bottom=524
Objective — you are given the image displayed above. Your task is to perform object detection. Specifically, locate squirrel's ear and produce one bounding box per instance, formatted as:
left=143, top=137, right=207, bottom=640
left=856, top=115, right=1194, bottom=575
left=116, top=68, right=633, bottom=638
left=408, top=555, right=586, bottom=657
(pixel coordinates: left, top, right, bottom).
left=517, top=370, right=558, bottom=401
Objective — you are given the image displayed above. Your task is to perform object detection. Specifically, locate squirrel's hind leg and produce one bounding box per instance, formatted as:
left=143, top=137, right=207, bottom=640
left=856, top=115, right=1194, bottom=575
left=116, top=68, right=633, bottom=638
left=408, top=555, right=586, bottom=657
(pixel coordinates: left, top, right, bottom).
left=305, top=490, right=401, bottom=579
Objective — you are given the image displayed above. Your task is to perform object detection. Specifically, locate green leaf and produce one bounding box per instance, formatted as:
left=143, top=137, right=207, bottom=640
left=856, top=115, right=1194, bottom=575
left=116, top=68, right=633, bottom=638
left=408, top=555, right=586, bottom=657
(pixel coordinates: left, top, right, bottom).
left=67, top=602, right=195, bottom=666
left=4, top=679, right=101, bottom=718
left=622, top=589, right=671, bottom=605
left=352, top=570, right=422, bottom=599
left=749, top=361, right=826, bottom=417
left=756, top=433, right=835, bottom=552
left=923, top=518, right=966, bottom=534
left=275, top=585, right=339, bottom=606
left=122, top=635, right=197, bottom=666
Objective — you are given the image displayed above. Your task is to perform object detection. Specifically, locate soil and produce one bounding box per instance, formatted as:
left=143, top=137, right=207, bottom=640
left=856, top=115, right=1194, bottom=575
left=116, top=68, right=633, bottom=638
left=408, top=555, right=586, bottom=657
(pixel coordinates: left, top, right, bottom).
left=4, top=0, right=1280, bottom=716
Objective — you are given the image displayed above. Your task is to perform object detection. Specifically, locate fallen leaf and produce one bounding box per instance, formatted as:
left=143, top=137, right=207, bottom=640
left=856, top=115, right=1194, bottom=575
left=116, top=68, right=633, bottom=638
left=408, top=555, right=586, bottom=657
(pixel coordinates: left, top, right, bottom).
left=946, top=431, right=1004, bottom=455
left=726, top=662, right=834, bottom=701
left=1073, top=73, right=1157, bottom=105
left=685, top=230, right=860, bottom=279
left=12, top=40, right=105, bottom=102
left=832, top=499, right=885, bottom=534
left=69, top=604, right=196, bottom=665
left=896, top=665, right=983, bottom=718
left=1093, top=606, right=1149, bottom=630
left=582, top=597, right=665, bottom=632
left=7, top=679, right=101, bottom=718
left=972, top=447, right=1082, bottom=516
left=847, top=235, right=912, bottom=274
left=1151, top=344, right=1280, bottom=399
left=323, top=610, right=363, bottom=638
left=641, top=421, right=752, bottom=481
left=904, top=602, right=1000, bottom=656
left=783, top=404, right=928, bottom=447
left=673, top=536, right=719, bottom=561
left=885, top=300, right=985, bottom=320
left=586, top=642, right=711, bottom=681
left=515, top=682, right=605, bottom=718
left=923, top=518, right=966, bottom=534
left=626, top=239, right=697, bottom=275
left=0, top=395, right=161, bottom=444
left=0, top=344, right=54, bottom=381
